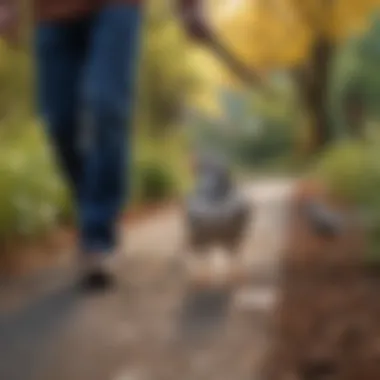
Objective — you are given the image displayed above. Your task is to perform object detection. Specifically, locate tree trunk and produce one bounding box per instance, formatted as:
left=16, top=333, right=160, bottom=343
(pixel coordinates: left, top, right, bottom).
left=295, top=37, right=334, bottom=153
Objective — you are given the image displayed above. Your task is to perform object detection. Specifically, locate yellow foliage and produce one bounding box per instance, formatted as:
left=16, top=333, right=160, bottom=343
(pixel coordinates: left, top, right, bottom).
left=288, top=0, right=380, bottom=39
left=184, top=44, right=229, bottom=114
left=211, top=0, right=380, bottom=70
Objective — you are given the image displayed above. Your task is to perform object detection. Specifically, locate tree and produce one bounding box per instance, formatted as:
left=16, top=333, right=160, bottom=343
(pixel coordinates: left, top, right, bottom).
left=211, top=0, right=380, bottom=151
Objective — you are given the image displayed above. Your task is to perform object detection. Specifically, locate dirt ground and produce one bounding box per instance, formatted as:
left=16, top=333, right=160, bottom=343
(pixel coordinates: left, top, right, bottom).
left=264, top=184, right=380, bottom=380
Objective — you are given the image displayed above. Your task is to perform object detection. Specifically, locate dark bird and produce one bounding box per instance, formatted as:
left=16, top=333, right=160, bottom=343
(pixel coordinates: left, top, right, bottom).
left=185, top=152, right=252, bottom=254
left=301, top=199, right=346, bottom=239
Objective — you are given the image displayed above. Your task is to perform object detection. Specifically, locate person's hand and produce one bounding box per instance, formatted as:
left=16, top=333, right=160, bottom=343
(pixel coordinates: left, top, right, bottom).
left=0, top=0, right=19, bottom=45
left=177, top=0, right=211, bottom=43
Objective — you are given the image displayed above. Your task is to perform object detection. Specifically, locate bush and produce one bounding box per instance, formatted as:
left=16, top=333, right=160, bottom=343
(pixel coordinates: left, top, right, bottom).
left=134, top=160, right=177, bottom=203
left=312, top=140, right=380, bottom=208
left=132, top=130, right=191, bottom=203
left=0, top=126, right=72, bottom=243
left=0, top=40, right=32, bottom=131
left=311, top=139, right=380, bottom=259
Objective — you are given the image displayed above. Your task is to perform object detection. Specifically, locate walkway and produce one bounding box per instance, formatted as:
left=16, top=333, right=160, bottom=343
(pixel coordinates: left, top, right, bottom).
left=0, top=179, right=294, bottom=380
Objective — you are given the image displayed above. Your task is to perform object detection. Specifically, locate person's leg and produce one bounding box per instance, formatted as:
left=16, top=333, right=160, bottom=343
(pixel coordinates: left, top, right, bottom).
left=35, top=18, right=91, bottom=200
left=80, top=4, right=142, bottom=255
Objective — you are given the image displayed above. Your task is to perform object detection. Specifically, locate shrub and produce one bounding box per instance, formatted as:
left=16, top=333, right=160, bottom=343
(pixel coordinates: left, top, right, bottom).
left=312, top=139, right=380, bottom=259
left=134, top=160, right=177, bottom=203
left=312, top=140, right=380, bottom=208
left=0, top=126, right=72, bottom=242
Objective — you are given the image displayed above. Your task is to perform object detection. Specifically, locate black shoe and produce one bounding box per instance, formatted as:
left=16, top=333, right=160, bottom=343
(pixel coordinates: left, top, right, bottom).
left=80, top=268, right=114, bottom=292
left=78, top=253, right=117, bottom=292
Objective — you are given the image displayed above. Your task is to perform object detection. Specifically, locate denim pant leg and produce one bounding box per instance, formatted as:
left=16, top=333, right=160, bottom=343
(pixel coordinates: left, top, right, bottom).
left=35, top=19, right=93, bottom=202
left=80, top=4, right=142, bottom=254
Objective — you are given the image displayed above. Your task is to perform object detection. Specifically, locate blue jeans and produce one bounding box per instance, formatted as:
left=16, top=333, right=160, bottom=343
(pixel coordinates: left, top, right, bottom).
left=35, top=5, right=142, bottom=254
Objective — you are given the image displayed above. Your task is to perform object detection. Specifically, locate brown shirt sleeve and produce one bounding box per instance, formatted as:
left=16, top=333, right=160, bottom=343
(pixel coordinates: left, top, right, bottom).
left=0, top=0, right=19, bottom=44
left=34, top=0, right=141, bottom=22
